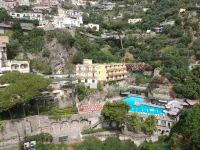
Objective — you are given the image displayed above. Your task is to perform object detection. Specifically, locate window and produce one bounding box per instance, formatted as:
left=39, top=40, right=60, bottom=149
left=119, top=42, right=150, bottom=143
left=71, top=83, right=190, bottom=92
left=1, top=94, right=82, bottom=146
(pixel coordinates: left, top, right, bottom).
left=81, top=73, right=85, bottom=76
left=93, top=73, right=95, bottom=77
left=92, top=80, right=95, bottom=83
left=85, top=79, right=88, bottom=83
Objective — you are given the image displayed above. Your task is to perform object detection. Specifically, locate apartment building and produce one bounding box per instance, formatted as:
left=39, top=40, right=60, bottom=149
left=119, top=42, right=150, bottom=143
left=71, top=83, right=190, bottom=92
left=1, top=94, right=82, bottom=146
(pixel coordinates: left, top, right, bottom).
left=1, top=0, right=30, bottom=9
left=4, top=0, right=17, bottom=9
left=9, top=12, right=43, bottom=21
left=76, top=59, right=128, bottom=88
left=0, top=36, right=30, bottom=74
left=17, top=0, right=30, bottom=6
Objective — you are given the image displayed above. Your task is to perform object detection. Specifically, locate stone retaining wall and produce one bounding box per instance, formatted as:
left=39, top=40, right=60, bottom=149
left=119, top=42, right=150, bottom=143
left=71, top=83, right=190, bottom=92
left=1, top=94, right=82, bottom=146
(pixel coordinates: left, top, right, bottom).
left=0, top=114, right=100, bottom=142
left=82, top=131, right=156, bottom=146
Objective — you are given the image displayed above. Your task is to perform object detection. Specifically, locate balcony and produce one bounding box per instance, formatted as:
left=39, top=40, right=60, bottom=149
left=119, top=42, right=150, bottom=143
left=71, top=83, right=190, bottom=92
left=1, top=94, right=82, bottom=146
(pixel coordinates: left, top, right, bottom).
left=20, top=64, right=29, bottom=69
left=11, top=64, right=19, bottom=70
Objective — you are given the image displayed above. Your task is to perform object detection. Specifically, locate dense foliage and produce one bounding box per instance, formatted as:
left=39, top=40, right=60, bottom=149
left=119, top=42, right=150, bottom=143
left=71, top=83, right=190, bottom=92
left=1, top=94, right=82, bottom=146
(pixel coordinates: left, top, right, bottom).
left=103, top=136, right=122, bottom=150
left=0, top=72, right=51, bottom=117
left=143, top=115, right=157, bottom=135
left=0, top=8, right=12, bottom=21
left=174, top=66, right=200, bottom=99
left=101, top=101, right=130, bottom=126
left=73, top=136, right=138, bottom=150
left=171, top=105, right=200, bottom=150
left=122, top=140, right=138, bottom=150
left=25, top=133, right=53, bottom=143
left=82, top=136, right=103, bottom=150
left=126, top=113, right=141, bottom=133
left=76, top=83, right=97, bottom=101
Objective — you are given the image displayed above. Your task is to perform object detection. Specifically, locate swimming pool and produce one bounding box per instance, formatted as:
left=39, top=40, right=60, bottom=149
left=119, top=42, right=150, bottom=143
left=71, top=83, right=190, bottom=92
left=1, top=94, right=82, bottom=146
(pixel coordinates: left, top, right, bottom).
left=123, top=96, right=165, bottom=115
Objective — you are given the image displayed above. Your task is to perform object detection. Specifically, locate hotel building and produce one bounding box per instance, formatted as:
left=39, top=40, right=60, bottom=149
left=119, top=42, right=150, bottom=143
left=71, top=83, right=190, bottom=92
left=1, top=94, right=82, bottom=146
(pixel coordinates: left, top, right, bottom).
left=76, top=59, right=128, bottom=88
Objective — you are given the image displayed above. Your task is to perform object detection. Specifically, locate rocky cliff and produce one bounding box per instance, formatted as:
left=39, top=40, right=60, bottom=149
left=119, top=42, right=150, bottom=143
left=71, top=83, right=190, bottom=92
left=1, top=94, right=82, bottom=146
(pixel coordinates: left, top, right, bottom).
left=42, top=38, right=76, bottom=74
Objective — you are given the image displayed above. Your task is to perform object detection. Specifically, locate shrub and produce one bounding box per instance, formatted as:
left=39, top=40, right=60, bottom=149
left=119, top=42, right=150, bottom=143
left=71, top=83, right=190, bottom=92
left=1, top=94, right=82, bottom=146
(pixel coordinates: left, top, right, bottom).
left=106, top=91, right=114, bottom=98
left=30, top=58, right=52, bottom=74
left=25, top=133, right=53, bottom=143
left=81, top=128, right=108, bottom=134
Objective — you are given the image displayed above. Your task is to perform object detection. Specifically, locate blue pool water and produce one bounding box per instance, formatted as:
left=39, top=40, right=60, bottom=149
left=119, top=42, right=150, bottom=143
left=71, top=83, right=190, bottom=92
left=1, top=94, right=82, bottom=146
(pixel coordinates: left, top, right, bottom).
left=123, top=96, right=165, bottom=115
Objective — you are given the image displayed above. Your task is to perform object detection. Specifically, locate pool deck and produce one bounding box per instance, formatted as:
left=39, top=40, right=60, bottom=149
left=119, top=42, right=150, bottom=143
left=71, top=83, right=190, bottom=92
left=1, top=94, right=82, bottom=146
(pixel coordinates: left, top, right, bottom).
left=139, top=102, right=165, bottom=109
left=106, top=94, right=146, bottom=103
left=123, top=94, right=165, bottom=109
left=106, top=95, right=165, bottom=109
left=126, top=94, right=146, bottom=99
left=128, top=112, right=173, bottom=121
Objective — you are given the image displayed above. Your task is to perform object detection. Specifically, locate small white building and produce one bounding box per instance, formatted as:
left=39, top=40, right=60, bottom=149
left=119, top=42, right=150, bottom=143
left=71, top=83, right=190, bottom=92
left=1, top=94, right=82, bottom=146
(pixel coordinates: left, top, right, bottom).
left=101, top=2, right=116, bottom=10
left=52, top=15, right=83, bottom=28
left=84, top=23, right=99, bottom=31
left=0, top=0, right=6, bottom=9
left=0, top=36, right=30, bottom=74
left=71, top=0, right=87, bottom=6
left=65, top=10, right=83, bottom=16
left=143, top=8, right=149, bottom=12
left=17, top=0, right=30, bottom=6
left=89, top=1, right=98, bottom=7
left=160, top=21, right=175, bottom=26
left=179, top=8, right=186, bottom=13
left=9, top=12, right=43, bottom=21
left=128, top=18, right=142, bottom=24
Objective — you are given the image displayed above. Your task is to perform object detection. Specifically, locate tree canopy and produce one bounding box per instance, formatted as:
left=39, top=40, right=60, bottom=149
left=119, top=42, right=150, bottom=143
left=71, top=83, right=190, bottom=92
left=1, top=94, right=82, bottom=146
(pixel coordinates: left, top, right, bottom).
left=172, top=105, right=200, bottom=150
left=143, top=115, right=157, bottom=135
left=0, top=72, right=51, bottom=111
left=122, top=140, right=138, bottom=150
left=82, top=136, right=103, bottom=150
left=140, top=140, right=162, bottom=150
left=101, top=101, right=130, bottom=126
left=174, top=66, right=200, bottom=99
left=103, top=136, right=122, bottom=150
left=126, top=113, right=141, bottom=133
left=0, top=8, right=12, bottom=22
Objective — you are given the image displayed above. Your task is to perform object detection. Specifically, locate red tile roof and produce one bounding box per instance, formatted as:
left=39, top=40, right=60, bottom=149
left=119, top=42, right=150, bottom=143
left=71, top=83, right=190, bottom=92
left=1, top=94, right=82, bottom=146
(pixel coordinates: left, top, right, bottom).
left=78, top=104, right=103, bottom=113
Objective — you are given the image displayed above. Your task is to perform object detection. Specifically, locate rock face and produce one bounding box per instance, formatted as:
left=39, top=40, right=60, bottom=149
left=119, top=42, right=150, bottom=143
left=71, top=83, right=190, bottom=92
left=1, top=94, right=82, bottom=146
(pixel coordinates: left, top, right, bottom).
left=42, top=39, right=76, bottom=74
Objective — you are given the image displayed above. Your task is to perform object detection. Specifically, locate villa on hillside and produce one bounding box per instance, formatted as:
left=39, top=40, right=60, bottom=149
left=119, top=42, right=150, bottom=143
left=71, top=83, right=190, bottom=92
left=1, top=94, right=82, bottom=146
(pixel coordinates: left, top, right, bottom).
left=0, top=36, right=30, bottom=74
left=84, top=23, right=100, bottom=31
left=76, top=59, right=128, bottom=88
